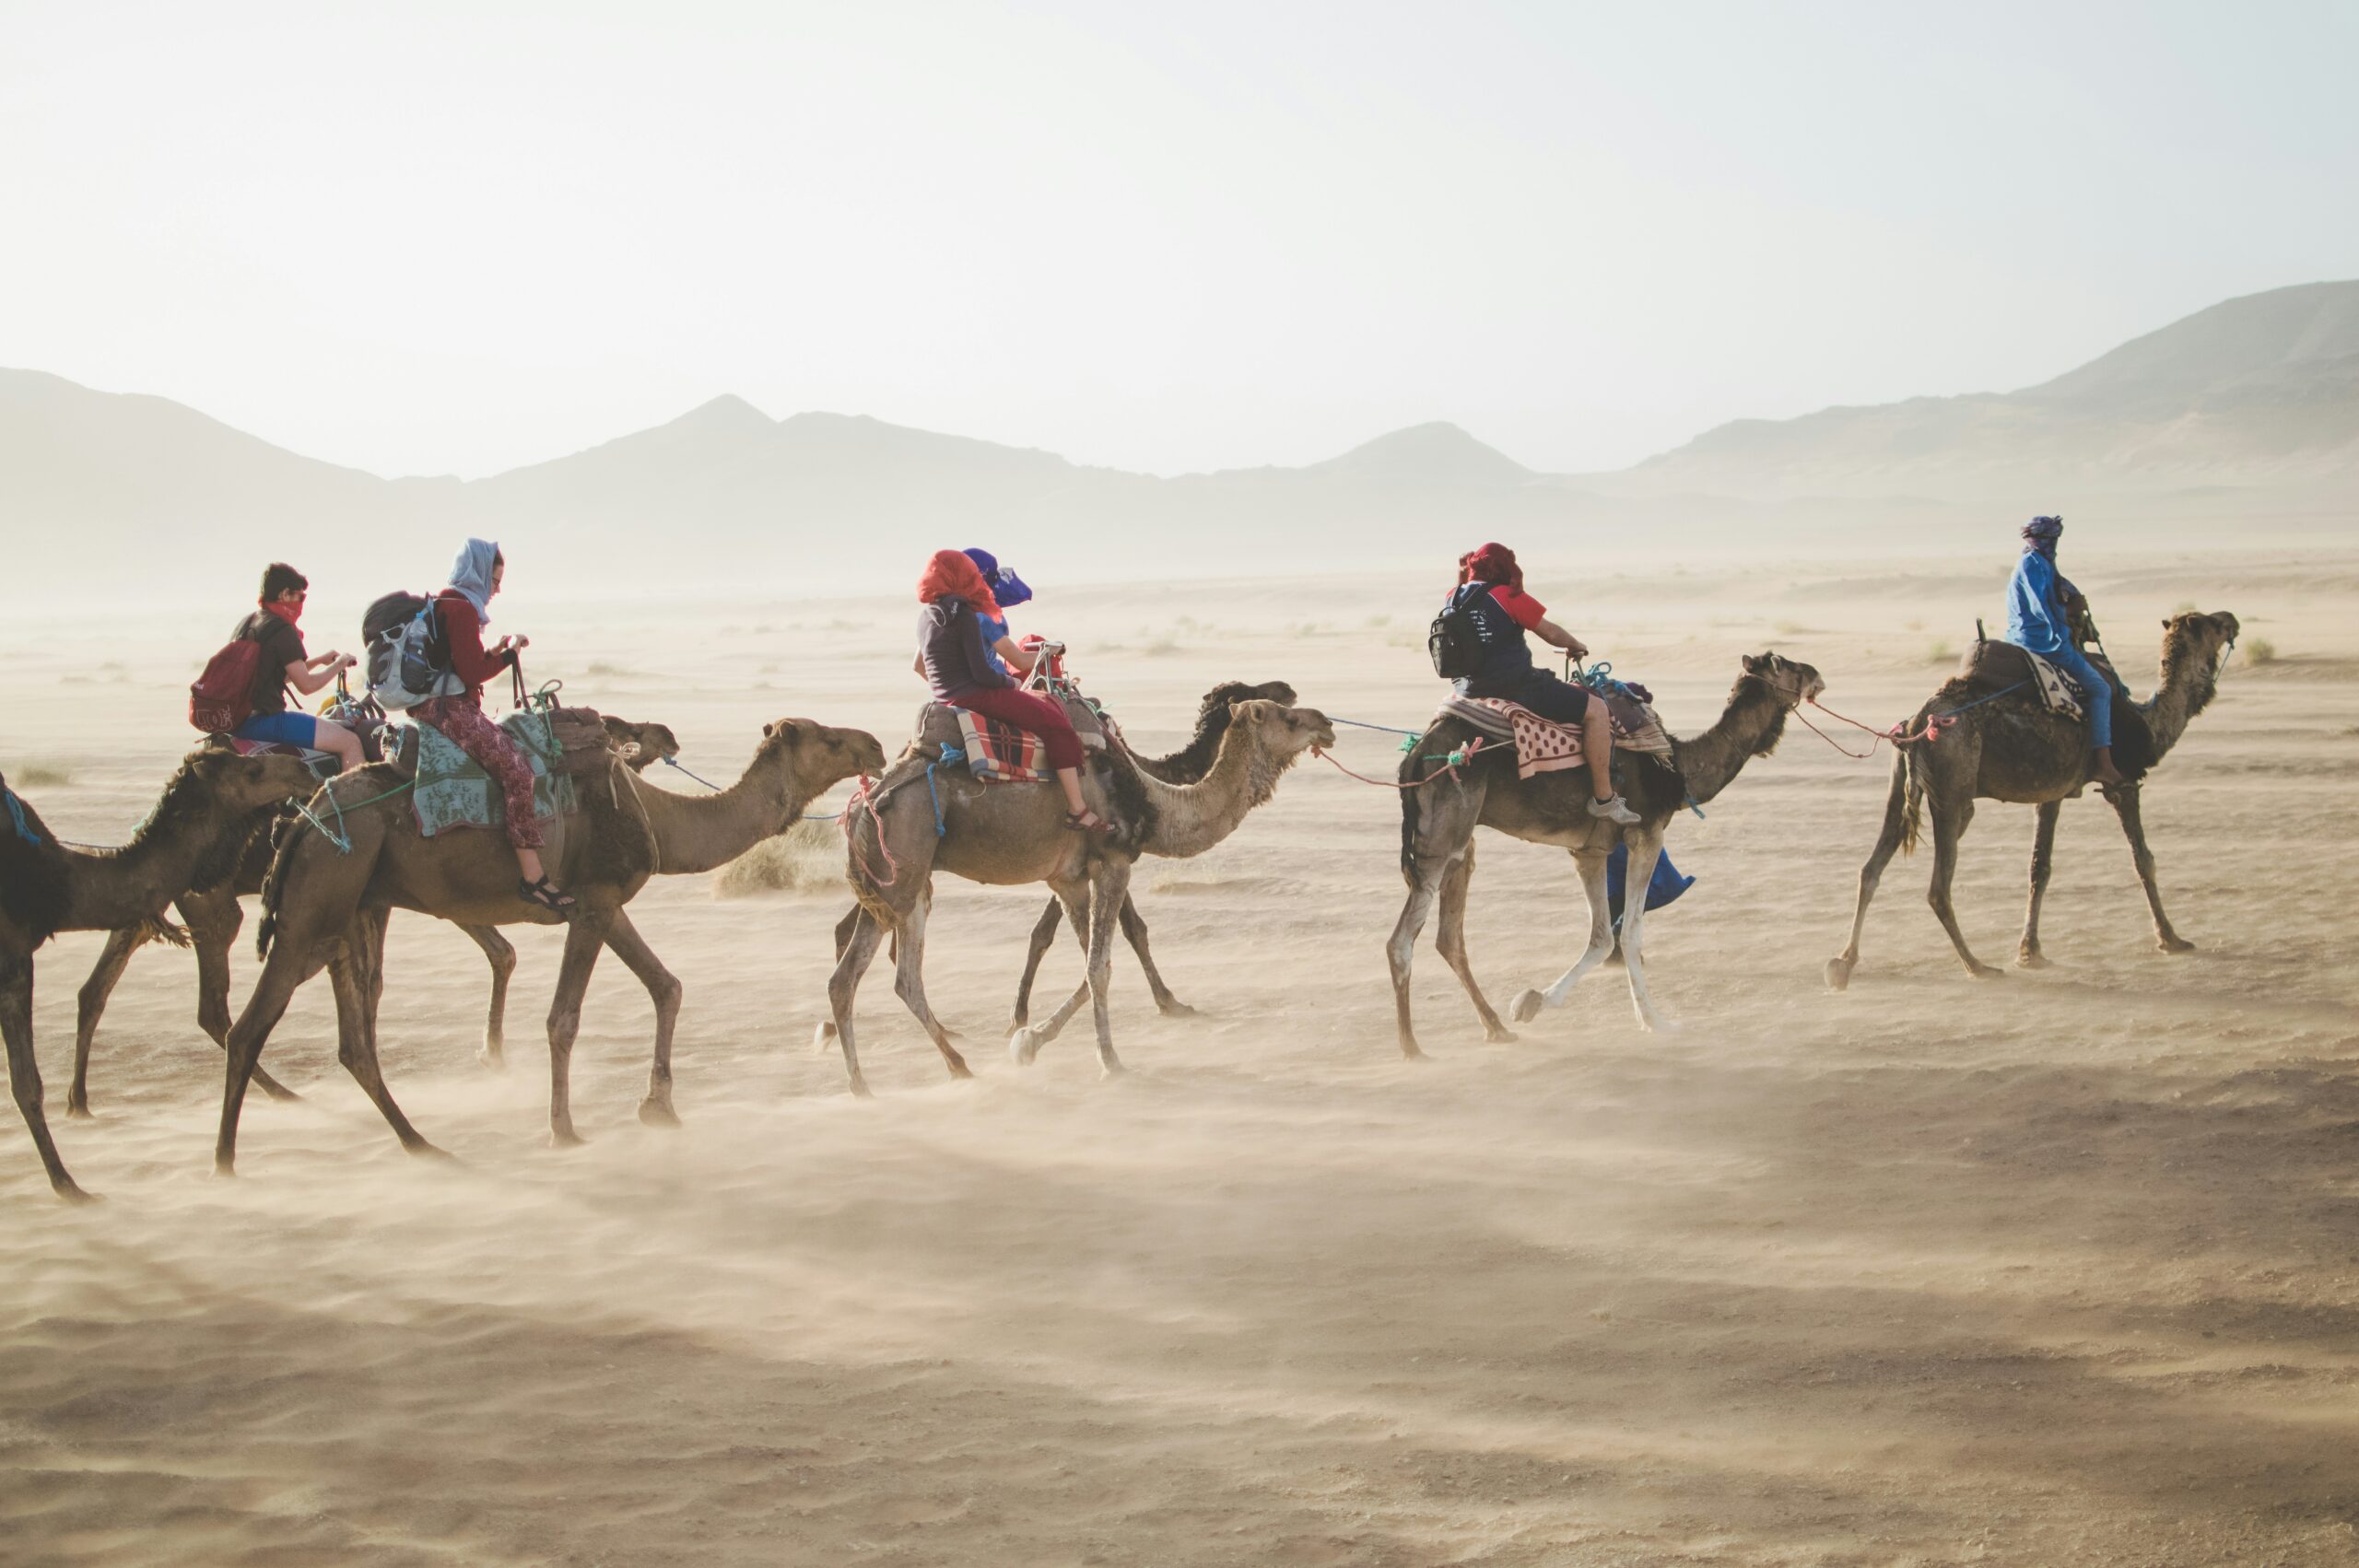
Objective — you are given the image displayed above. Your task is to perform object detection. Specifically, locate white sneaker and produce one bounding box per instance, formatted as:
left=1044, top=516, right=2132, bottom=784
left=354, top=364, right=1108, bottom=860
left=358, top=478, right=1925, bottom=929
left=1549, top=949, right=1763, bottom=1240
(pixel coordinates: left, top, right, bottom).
left=1588, top=793, right=1641, bottom=825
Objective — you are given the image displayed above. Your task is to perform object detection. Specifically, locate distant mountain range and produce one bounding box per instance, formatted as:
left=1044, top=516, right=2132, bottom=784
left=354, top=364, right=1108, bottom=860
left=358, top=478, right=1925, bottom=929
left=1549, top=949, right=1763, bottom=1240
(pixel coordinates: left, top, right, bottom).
left=4, top=280, right=2352, bottom=599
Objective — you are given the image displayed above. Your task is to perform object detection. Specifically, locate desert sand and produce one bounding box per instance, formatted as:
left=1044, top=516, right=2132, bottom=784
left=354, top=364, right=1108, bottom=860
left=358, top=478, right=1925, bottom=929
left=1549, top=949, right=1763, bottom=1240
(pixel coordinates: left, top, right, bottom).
left=3, top=549, right=2355, bottom=1565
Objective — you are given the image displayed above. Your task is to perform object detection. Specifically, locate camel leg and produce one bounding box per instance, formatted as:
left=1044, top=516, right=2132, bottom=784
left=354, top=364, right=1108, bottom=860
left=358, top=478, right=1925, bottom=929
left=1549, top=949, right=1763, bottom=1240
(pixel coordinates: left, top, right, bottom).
left=888, top=886, right=973, bottom=1082
left=2017, top=799, right=2062, bottom=968
left=1009, top=897, right=1064, bottom=1032
left=67, top=929, right=139, bottom=1119
left=182, top=889, right=297, bottom=1104
left=1082, top=861, right=1132, bottom=1078
left=1010, top=884, right=1094, bottom=1066
left=216, top=942, right=313, bottom=1176
left=1825, top=755, right=1911, bottom=991
left=325, top=922, right=440, bottom=1157
left=593, top=909, right=686, bottom=1126
left=1433, top=843, right=1515, bottom=1042
left=545, top=908, right=616, bottom=1146
left=1119, top=895, right=1194, bottom=1018
left=464, top=924, right=517, bottom=1069
left=2107, top=785, right=2194, bottom=953
left=826, top=904, right=889, bottom=1097
left=1926, top=794, right=2001, bottom=979
left=813, top=905, right=866, bottom=1055
left=1513, top=849, right=1614, bottom=1024
left=1616, top=832, right=1679, bottom=1034
left=1386, top=853, right=1452, bottom=1059
left=3, top=953, right=92, bottom=1202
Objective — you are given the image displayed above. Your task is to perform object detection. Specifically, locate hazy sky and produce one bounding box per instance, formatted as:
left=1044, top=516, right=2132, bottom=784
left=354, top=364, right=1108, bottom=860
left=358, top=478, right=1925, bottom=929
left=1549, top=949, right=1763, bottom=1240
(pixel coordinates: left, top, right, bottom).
left=5, top=0, right=2353, bottom=480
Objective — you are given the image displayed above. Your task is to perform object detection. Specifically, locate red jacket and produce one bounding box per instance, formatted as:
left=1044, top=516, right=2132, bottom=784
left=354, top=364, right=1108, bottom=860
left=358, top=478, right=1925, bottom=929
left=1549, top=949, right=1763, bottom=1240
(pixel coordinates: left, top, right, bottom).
left=434, top=591, right=513, bottom=707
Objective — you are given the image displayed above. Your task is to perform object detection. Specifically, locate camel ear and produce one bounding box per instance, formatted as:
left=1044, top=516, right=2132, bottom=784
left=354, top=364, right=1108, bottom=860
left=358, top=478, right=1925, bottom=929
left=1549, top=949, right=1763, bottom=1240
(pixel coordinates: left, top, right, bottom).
left=200, top=733, right=235, bottom=754
left=1227, top=701, right=1245, bottom=720
left=2162, top=618, right=2173, bottom=629
left=1742, top=653, right=1764, bottom=675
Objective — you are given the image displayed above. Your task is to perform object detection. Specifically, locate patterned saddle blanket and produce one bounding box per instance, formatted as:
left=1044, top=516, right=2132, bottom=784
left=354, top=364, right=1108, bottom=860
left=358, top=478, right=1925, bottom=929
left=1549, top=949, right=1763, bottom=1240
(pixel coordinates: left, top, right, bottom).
left=1438, top=686, right=1672, bottom=782
left=1957, top=640, right=2104, bottom=722
left=401, top=709, right=587, bottom=838
left=911, top=696, right=1116, bottom=785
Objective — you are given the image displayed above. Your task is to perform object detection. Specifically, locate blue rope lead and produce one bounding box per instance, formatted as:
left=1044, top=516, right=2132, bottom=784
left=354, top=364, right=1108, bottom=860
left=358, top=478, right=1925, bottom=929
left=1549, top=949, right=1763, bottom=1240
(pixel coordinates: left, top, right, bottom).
left=4, top=787, right=41, bottom=846
left=289, top=788, right=351, bottom=855
left=921, top=745, right=965, bottom=840
left=659, top=755, right=728, bottom=792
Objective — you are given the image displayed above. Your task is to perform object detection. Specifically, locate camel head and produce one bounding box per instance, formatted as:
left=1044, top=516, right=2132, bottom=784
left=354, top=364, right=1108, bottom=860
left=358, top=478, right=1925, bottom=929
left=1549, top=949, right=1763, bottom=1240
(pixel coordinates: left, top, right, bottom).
left=187, top=738, right=323, bottom=814
left=603, top=715, right=683, bottom=770
left=757, top=719, right=888, bottom=810
left=1198, top=678, right=1299, bottom=718
left=1226, top=698, right=1337, bottom=767
left=2160, top=610, right=2240, bottom=684
left=1740, top=650, right=1826, bottom=707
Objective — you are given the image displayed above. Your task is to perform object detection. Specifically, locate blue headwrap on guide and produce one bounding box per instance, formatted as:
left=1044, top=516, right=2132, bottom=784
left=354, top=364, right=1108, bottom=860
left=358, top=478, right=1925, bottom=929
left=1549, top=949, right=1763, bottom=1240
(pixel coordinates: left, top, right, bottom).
left=2021, top=515, right=2063, bottom=557
left=962, top=547, right=1033, bottom=608
left=447, top=538, right=500, bottom=622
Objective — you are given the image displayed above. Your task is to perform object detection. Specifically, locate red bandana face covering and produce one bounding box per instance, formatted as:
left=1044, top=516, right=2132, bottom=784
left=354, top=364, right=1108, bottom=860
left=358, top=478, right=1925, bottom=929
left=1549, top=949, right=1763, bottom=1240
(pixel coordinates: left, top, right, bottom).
left=261, top=598, right=304, bottom=627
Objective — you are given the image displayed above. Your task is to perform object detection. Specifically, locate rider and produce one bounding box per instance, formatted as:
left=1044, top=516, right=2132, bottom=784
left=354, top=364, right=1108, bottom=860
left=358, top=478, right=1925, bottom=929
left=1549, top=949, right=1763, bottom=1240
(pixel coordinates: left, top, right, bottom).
left=412, top=539, right=577, bottom=914
left=1447, top=544, right=1639, bottom=825
left=962, top=547, right=1039, bottom=680
left=229, top=563, right=365, bottom=771
left=916, top=548, right=1108, bottom=835
left=2007, top=515, right=2126, bottom=787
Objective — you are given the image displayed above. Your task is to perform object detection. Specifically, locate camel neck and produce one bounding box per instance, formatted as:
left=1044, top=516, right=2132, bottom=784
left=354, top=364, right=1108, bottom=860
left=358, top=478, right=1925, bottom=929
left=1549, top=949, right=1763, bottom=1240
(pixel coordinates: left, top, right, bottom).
left=1131, top=723, right=1290, bottom=860
left=1672, top=679, right=1791, bottom=805
left=57, top=781, right=244, bottom=931
left=621, top=752, right=800, bottom=875
left=2139, top=642, right=2220, bottom=759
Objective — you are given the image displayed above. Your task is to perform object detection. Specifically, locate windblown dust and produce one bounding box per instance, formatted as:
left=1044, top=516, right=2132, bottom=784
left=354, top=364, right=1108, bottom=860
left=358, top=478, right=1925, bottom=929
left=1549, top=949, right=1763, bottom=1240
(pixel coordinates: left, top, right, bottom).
left=2, top=551, right=2354, bottom=1565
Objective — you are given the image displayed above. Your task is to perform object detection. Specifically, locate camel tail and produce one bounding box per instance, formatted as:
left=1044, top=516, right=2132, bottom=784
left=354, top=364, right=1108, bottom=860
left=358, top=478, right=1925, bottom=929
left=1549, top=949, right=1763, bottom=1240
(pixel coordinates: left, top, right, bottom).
left=133, top=914, right=192, bottom=950
left=1898, top=748, right=1924, bottom=857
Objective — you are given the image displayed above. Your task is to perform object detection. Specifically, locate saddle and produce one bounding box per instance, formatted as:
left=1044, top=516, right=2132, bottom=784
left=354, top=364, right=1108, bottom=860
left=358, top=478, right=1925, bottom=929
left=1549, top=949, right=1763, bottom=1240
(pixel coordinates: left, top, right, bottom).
left=910, top=696, right=1116, bottom=785
left=1956, top=639, right=2100, bottom=720
left=393, top=706, right=604, bottom=838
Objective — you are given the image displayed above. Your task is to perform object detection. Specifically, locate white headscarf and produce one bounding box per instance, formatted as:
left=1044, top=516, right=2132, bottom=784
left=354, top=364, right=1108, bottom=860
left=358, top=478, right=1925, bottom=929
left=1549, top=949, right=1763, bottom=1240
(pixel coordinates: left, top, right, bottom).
left=447, top=538, right=499, bottom=621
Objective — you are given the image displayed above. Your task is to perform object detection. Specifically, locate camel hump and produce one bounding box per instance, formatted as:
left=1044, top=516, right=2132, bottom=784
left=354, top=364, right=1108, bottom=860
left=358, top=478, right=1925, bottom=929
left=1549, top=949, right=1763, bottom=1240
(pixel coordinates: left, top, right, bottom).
left=1956, top=638, right=2040, bottom=694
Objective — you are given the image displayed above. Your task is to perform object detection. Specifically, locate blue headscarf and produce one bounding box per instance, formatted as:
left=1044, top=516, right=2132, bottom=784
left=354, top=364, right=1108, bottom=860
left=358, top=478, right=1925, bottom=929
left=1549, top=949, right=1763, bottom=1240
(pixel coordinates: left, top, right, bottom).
left=963, top=547, right=1033, bottom=608
left=448, top=538, right=500, bottom=621
left=2021, top=515, right=2063, bottom=557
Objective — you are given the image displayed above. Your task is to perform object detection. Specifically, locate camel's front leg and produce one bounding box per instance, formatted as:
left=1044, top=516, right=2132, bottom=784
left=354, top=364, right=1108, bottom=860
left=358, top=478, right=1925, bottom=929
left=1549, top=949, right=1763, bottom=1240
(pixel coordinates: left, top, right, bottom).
left=216, top=939, right=314, bottom=1176
left=600, top=909, right=686, bottom=1126
left=1083, top=860, right=1132, bottom=1077
left=1433, top=842, right=1514, bottom=1041
left=2107, top=785, right=2193, bottom=953
left=1513, top=848, right=1614, bottom=1024
left=1827, top=753, right=1910, bottom=991
left=1011, top=882, right=1094, bottom=1066
left=67, top=927, right=140, bottom=1119
left=2017, top=799, right=2062, bottom=967
left=889, top=885, right=973, bottom=1081
left=1118, top=895, right=1194, bottom=1017
left=1617, top=833, right=1679, bottom=1034
left=1386, top=855, right=1450, bottom=1059
left=185, top=889, right=298, bottom=1105
left=1009, top=897, right=1064, bottom=1032
left=545, top=908, right=616, bottom=1145
left=327, top=919, right=440, bottom=1158
left=4, top=953, right=91, bottom=1201
left=463, top=923, right=517, bottom=1069
left=826, top=904, right=890, bottom=1096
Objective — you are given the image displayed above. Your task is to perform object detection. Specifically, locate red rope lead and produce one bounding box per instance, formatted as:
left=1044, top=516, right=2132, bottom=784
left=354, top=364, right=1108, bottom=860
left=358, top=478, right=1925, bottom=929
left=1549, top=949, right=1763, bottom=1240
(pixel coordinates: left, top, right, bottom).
left=840, top=773, right=902, bottom=887
left=1313, top=737, right=1484, bottom=790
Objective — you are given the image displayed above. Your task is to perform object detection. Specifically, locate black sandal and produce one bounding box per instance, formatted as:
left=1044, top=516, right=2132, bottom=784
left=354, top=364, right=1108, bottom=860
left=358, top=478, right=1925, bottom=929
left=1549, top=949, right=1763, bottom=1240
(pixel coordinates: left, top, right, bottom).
left=519, top=876, right=578, bottom=915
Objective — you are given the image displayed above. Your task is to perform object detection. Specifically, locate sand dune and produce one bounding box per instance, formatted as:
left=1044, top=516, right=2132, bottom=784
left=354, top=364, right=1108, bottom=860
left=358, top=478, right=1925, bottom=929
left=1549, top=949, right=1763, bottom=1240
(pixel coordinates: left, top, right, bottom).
left=2, top=555, right=2354, bottom=1564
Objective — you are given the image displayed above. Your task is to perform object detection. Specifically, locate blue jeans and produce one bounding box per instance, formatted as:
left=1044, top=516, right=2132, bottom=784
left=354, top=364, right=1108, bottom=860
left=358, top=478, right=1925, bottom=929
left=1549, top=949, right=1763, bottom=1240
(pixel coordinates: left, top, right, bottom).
left=233, top=711, right=320, bottom=747
left=2043, top=645, right=2115, bottom=749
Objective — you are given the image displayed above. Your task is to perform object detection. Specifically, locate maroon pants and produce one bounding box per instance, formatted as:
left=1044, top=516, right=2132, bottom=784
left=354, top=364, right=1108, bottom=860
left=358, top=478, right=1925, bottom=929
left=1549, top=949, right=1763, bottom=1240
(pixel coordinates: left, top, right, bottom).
left=952, top=686, right=1083, bottom=770
left=416, top=696, right=544, bottom=848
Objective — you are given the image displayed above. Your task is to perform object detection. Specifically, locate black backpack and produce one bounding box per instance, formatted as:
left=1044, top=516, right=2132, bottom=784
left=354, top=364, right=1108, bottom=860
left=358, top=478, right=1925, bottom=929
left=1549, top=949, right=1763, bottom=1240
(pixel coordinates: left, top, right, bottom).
left=1428, top=584, right=1486, bottom=680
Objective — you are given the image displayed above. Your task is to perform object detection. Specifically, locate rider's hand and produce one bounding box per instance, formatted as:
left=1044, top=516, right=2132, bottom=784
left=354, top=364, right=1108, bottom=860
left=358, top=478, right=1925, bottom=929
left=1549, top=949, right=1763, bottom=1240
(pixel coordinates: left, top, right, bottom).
left=508, top=634, right=531, bottom=652
left=1567, top=638, right=1590, bottom=660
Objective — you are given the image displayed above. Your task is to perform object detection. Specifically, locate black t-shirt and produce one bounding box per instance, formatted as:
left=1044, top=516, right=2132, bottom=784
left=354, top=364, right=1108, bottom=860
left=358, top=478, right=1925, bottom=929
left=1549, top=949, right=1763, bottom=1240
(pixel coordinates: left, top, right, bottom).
left=236, top=610, right=304, bottom=716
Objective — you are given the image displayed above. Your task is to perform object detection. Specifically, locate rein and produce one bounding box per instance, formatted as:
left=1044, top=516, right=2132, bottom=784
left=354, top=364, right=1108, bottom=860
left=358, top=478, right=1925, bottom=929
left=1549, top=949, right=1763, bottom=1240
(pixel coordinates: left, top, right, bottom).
left=1311, top=736, right=1485, bottom=790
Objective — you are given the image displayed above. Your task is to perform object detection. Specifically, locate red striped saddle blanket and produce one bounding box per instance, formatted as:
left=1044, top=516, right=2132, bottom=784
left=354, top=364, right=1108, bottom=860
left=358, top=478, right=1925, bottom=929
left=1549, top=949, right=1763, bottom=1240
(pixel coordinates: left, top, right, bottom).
left=911, top=699, right=1118, bottom=785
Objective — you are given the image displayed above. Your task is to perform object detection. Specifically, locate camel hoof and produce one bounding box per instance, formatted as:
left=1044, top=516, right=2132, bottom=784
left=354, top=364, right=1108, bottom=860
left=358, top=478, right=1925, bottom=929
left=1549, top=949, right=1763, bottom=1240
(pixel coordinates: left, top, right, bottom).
left=1156, top=1000, right=1199, bottom=1019
left=258, top=1081, right=303, bottom=1103
left=945, top=1059, right=974, bottom=1081
left=1824, top=957, right=1853, bottom=992
left=1485, top=1026, right=1520, bottom=1045
left=1509, top=989, right=1544, bottom=1024
left=475, top=1048, right=506, bottom=1072
left=1098, top=1059, right=1128, bottom=1081
left=547, top=1128, right=588, bottom=1149
left=408, top=1141, right=460, bottom=1164
left=1966, top=963, right=2005, bottom=981
left=53, top=1177, right=101, bottom=1205
left=1398, top=1040, right=1426, bottom=1060
left=638, top=1099, right=680, bottom=1129
left=847, top=1074, right=874, bottom=1099
left=2016, top=952, right=2049, bottom=970
left=65, top=1099, right=93, bottom=1120
left=2160, top=937, right=2197, bottom=954
left=1634, top=1012, right=1680, bottom=1035
left=813, top=1021, right=839, bottom=1055
left=1010, top=1027, right=1046, bottom=1067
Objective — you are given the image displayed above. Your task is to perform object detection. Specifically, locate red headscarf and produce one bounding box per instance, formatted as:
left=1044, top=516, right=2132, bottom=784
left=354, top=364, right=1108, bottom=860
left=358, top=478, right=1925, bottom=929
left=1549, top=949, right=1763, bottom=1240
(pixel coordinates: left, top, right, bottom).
left=1458, top=543, right=1522, bottom=592
left=260, top=597, right=303, bottom=627
left=917, top=548, right=1001, bottom=616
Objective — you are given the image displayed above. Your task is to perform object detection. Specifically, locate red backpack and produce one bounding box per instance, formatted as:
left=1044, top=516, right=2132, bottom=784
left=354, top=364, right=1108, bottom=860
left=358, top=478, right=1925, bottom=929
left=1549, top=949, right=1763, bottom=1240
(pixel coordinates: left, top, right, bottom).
left=188, top=634, right=265, bottom=733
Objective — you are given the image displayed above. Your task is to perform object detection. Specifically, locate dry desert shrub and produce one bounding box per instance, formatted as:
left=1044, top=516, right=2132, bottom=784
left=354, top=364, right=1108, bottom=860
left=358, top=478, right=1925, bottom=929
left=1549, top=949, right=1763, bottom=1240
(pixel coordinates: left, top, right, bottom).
left=714, top=818, right=845, bottom=898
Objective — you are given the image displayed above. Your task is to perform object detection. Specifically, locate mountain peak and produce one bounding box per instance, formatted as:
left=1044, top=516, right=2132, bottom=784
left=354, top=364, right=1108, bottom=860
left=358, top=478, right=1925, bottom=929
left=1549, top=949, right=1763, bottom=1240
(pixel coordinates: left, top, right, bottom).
left=1313, top=421, right=1530, bottom=482
left=665, top=392, right=774, bottom=434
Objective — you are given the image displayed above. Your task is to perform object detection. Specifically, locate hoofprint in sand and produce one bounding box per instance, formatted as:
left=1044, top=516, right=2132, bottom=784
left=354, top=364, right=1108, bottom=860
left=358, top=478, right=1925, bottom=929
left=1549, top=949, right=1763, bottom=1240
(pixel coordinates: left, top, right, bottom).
left=1, top=550, right=2354, bottom=1565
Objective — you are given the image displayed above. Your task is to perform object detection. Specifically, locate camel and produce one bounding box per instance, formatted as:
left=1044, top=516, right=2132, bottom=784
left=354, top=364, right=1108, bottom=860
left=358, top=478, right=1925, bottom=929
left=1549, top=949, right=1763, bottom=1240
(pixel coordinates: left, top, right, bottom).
left=815, top=679, right=1299, bottom=1051
left=67, top=716, right=685, bottom=1113
left=826, top=698, right=1334, bottom=1094
left=0, top=743, right=319, bottom=1200
left=1390, top=652, right=1825, bottom=1052
left=213, top=718, right=884, bottom=1174
left=1825, top=611, right=2238, bottom=989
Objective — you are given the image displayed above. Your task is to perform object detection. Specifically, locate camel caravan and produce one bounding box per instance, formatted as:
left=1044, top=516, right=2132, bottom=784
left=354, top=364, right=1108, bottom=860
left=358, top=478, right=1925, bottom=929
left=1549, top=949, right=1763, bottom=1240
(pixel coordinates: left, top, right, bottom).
left=0, top=523, right=2237, bottom=1199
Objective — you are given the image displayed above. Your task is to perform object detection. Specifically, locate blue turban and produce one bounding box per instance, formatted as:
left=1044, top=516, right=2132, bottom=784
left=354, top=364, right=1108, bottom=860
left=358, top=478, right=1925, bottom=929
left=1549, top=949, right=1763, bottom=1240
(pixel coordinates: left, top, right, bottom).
left=963, top=547, right=1033, bottom=608
left=2021, top=515, right=2062, bottom=556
